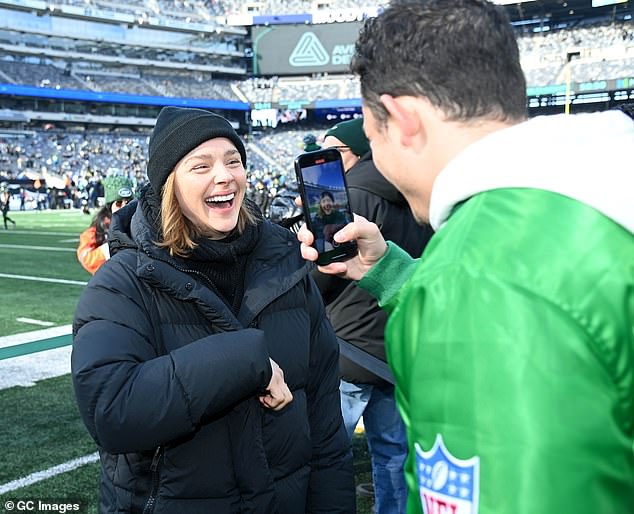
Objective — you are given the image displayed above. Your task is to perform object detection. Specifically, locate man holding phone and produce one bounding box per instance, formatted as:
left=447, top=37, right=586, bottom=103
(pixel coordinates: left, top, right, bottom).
left=315, top=117, right=432, bottom=514
left=298, top=1, right=634, bottom=514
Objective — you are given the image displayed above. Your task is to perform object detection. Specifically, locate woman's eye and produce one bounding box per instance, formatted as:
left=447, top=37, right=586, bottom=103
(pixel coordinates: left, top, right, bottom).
left=227, top=159, right=241, bottom=166
left=192, top=164, right=208, bottom=172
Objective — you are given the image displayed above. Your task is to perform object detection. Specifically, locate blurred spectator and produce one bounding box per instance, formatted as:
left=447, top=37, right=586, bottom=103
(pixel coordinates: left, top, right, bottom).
left=303, top=133, right=321, bottom=152
left=1, top=189, right=16, bottom=229
left=76, top=176, right=134, bottom=274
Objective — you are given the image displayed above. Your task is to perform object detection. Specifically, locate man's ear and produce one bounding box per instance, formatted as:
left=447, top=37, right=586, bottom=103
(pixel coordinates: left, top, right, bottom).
left=379, top=94, right=424, bottom=148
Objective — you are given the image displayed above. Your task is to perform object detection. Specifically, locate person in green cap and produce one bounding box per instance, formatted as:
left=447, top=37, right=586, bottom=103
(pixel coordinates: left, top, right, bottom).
left=322, top=117, right=369, bottom=171
left=303, top=133, right=321, bottom=152
left=77, top=175, right=134, bottom=274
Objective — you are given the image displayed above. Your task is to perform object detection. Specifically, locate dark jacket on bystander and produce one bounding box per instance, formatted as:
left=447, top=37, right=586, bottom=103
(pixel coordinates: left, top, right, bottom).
left=313, top=152, right=434, bottom=385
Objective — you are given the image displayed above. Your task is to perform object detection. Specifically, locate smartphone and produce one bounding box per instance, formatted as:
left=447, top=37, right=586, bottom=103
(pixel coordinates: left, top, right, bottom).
left=294, top=148, right=358, bottom=265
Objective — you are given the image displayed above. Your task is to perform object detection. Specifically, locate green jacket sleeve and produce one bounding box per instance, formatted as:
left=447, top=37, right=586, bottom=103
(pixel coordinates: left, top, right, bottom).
left=358, top=241, right=419, bottom=312
left=388, top=265, right=634, bottom=514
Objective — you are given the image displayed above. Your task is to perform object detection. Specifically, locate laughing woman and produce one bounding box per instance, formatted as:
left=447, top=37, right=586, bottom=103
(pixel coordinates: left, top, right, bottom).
left=71, top=107, right=355, bottom=514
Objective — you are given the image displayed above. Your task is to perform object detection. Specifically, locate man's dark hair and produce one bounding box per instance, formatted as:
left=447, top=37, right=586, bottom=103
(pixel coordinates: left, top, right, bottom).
left=352, top=0, right=527, bottom=125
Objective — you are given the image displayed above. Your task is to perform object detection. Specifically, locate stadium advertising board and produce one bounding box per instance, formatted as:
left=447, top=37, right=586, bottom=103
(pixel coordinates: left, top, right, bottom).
left=252, top=22, right=362, bottom=76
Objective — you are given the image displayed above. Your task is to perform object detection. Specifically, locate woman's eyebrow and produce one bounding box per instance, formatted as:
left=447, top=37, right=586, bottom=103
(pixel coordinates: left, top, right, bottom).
left=183, top=149, right=238, bottom=165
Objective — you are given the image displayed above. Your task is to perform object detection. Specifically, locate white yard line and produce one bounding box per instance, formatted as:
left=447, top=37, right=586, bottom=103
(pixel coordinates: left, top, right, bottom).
left=0, top=273, right=87, bottom=286
left=0, top=452, right=100, bottom=494
left=15, top=318, right=54, bottom=327
left=0, top=344, right=73, bottom=389
left=0, top=325, right=72, bottom=350
left=0, top=244, right=75, bottom=252
left=0, top=325, right=73, bottom=389
left=1, top=230, right=78, bottom=236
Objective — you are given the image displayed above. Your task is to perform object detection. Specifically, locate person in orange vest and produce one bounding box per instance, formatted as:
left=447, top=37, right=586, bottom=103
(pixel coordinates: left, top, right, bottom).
left=77, top=175, right=134, bottom=274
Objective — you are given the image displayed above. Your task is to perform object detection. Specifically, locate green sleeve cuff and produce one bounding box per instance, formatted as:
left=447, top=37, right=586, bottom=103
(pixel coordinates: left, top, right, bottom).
left=358, top=241, right=418, bottom=312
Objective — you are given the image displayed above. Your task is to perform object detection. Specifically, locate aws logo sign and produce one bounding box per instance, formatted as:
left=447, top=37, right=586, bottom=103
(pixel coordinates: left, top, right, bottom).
left=289, top=32, right=353, bottom=67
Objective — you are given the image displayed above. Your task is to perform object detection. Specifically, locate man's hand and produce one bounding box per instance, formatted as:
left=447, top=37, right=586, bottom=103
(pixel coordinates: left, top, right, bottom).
left=297, top=214, right=388, bottom=281
left=259, top=358, right=293, bottom=411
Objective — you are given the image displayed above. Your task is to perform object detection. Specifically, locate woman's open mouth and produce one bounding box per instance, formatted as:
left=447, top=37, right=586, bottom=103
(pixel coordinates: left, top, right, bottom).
left=205, top=192, right=235, bottom=210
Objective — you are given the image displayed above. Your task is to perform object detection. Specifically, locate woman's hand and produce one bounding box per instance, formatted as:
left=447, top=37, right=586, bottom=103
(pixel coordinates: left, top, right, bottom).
left=259, top=358, right=293, bottom=411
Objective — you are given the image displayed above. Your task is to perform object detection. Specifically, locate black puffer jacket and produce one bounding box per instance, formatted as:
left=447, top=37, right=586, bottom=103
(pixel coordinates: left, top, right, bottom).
left=313, top=153, right=434, bottom=385
left=72, top=193, right=355, bottom=514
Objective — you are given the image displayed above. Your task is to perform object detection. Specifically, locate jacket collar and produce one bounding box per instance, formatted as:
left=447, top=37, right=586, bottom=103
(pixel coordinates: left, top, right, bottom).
left=115, top=193, right=311, bottom=329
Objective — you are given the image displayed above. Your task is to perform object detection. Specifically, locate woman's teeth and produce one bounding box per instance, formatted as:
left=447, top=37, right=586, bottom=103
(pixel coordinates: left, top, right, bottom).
left=205, top=193, right=235, bottom=204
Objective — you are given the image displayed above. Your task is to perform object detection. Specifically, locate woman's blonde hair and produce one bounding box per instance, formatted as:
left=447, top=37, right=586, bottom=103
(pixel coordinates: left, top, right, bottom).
left=156, top=173, right=257, bottom=257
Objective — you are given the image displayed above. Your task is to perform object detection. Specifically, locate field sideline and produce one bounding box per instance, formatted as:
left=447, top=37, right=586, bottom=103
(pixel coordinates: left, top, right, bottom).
left=0, top=208, right=373, bottom=513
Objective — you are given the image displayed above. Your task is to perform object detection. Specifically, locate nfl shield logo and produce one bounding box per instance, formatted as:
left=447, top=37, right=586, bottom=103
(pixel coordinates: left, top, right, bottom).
left=415, top=434, right=480, bottom=514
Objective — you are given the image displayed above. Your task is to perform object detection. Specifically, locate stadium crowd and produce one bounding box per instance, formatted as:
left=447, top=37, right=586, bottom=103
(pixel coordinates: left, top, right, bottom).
left=0, top=19, right=631, bottom=103
left=0, top=126, right=321, bottom=215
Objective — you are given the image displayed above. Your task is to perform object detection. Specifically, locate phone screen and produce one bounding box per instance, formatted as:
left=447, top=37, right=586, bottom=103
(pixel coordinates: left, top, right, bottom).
left=295, top=149, right=357, bottom=265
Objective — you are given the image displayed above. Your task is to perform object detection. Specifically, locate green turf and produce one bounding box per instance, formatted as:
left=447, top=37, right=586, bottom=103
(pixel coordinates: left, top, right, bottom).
left=1, top=210, right=92, bottom=233
left=0, top=249, right=87, bottom=280
left=0, top=232, right=79, bottom=247
left=0, top=375, right=96, bottom=481
left=0, top=464, right=100, bottom=514
left=0, top=281, right=82, bottom=335
left=352, top=432, right=375, bottom=514
left=0, top=374, right=100, bottom=512
left=0, top=210, right=90, bottom=336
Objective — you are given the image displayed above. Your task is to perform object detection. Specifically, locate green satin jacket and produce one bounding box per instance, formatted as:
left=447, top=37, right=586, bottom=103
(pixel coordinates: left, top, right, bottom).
left=359, top=188, right=634, bottom=514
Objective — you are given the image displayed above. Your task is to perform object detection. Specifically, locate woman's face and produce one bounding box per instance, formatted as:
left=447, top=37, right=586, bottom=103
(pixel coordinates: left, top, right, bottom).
left=320, top=195, right=334, bottom=215
left=173, top=137, right=246, bottom=238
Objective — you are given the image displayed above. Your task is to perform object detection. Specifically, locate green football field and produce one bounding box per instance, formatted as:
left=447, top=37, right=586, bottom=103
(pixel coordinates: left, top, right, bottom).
left=0, top=209, right=373, bottom=513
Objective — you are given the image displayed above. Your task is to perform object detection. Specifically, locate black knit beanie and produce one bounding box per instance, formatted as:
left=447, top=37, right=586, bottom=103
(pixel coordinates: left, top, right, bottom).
left=147, top=106, right=247, bottom=194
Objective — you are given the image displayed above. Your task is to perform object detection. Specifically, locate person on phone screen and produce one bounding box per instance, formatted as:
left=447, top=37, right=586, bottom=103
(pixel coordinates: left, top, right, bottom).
left=310, top=190, right=348, bottom=252
left=72, top=106, right=355, bottom=514
left=297, top=2, right=634, bottom=513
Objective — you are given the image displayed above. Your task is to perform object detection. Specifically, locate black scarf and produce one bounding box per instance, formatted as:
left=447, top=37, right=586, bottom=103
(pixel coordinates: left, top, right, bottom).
left=186, top=214, right=261, bottom=315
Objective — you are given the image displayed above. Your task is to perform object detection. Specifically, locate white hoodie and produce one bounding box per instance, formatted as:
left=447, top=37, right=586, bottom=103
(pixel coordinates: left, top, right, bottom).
left=429, top=110, right=634, bottom=234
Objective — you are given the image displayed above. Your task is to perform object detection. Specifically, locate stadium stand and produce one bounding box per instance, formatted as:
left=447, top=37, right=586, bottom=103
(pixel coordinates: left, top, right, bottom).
left=0, top=18, right=631, bottom=97
left=0, top=0, right=632, bottom=216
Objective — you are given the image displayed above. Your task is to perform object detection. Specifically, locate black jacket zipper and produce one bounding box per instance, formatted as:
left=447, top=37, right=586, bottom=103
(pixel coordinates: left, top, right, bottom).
left=142, top=446, right=163, bottom=514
